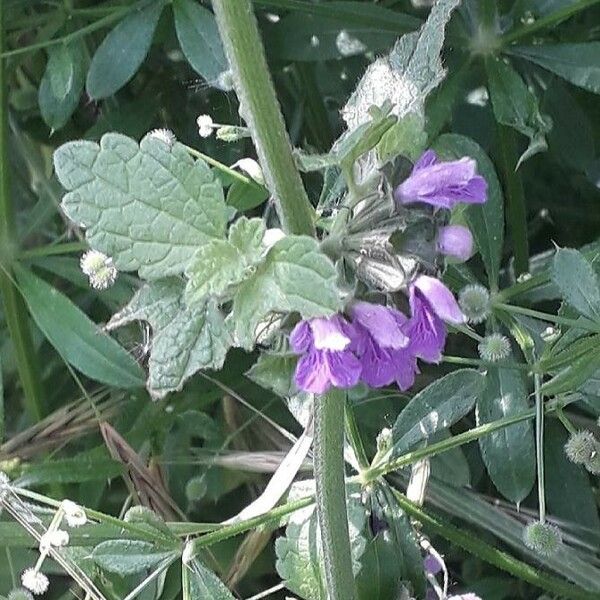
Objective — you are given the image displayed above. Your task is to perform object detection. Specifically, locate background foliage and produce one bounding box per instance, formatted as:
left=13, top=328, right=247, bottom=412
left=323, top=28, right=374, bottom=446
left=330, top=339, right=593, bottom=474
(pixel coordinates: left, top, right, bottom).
left=1, top=0, right=600, bottom=599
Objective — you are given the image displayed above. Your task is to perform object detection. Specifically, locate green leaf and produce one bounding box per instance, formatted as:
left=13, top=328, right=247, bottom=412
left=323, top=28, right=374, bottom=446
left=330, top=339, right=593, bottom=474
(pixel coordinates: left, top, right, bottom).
left=183, top=558, right=236, bottom=599
left=15, top=265, right=145, bottom=389
left=508, top=43, right=600, bottom=95
left=230, top=236, right=342, bottom=349
left=486, top=57, right=552, bottom=166
left=342, top=0, right=460, bottom=129
left=551, top=248, right=600, bottom=321
left=545, top=421, right=600, bottom=547
left=541, top=349, right=600, bottom=396
left=226, top=179, right=269, bottom=211
left=54, top=132, right=228, bottom=280
left=107, top=278, right=231, bottom=398
left=246, top=352, right=297, bottom=397
left=38, top=42, right=85, bottom=131
left=91, top=540, right=175, bottom=575
left=392, top=369, right=485, bottom=455
left=185, top=217, right=265, bottom=304
left=18, top=455, right=123, bottom=486
left=86, top=0, right=165, bottom=99
left=476, top=366, right=535, bottom=503
left=433, top=134, right=504, bottom=288
left=275, top=481, right=367, bottom=600
left=430, top=431, right=470, bottom=488
left=173, top=0, right=229, bottom=88
left=376, top=112, right=427, bottom=164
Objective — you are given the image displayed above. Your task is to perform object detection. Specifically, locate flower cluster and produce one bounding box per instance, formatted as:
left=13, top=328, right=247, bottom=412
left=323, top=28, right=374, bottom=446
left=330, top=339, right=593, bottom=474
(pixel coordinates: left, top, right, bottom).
left=291, top=150, right=486, bottom=394
left=291, top=275, right=465, bottom=394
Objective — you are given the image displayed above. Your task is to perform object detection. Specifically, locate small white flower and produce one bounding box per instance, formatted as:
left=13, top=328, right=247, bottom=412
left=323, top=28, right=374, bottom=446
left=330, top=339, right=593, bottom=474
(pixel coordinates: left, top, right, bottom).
left=148, top=128, right=176, bottom=148
left=196, top=114, right=214, bottom=138
left=21, top=569, right=49, bottom=595
left=40, top=529, right=69, bottom=552
left=231, top=158, right=265, bottom=186
left=61, top=499, right=86, bottom=528
left=80, top=250, right=117, bottom=290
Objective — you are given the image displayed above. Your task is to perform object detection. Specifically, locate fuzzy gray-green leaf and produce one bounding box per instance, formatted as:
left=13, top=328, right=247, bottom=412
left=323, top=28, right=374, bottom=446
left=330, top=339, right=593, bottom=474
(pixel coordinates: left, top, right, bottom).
left=55, top=132, right=228, bottom=280
left=185, top=217, right=265, bottom=304
left=107, top=279, right=231, bottom=398
left=230, top=236, right=342, bottom=349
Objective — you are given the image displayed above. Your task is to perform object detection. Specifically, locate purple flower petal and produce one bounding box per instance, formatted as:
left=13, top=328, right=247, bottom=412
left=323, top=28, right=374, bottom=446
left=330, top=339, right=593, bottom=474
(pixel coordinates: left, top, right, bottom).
left=392, top=348, right=420, bottom=391
left=326, top=350, right=362, bottom=389
left=394, top=151, right=487, bottom=210
left=310, top=315, right=351, bottom=350
left=290, top=320, right=312, bottom=353
left=412, top=275, right=466, bottom=324
left=294, top=350, right=332, bottom=394
left=424, top=553, right=443, bottom=575
left=413, top=149, right=438, bottom=171
left=437, top=225, right=474, bottom=262
left=358, top=335, right=397, bottom=388
left=351, top=302, right=409, bottom=349
left=405, top=290, right=447, bottom=363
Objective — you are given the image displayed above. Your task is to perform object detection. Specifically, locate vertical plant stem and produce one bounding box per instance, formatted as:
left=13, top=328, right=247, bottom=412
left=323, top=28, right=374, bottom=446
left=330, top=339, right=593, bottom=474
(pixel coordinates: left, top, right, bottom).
left=313, top=390, right=357, bottom=600
left=212, top=0, right=315, bottom=236
left=534, top=372, right=546, bottom=522
left=0, top=4, right=45, bottom=421
left=496, top=123, right=529, bottom=276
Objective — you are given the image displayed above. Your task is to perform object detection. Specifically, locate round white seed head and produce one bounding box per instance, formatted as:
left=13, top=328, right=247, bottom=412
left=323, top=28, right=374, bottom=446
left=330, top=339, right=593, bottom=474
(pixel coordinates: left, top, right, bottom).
left=458, top=284, right=490, bottom=324
left=523, top=521, right=562, bottom=557
left=21, top=569, right=49, bottom=595
left=584, top=443, right=600, bottom=475
left=478, top=334, right=511, bottom=362
left=80, top=251, right=117, bottom=290
left=148, top=128, right=176, bottom=148
left=8, top=589, right=35, bottom=600
left=564, top=430, right=596, bottom=465
left=196, top=114, right=214, bottom=138
left=61, top=499, right=86, bottom=527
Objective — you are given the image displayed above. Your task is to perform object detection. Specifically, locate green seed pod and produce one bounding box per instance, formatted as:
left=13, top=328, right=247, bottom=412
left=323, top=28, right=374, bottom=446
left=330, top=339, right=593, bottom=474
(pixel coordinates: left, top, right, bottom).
left=458, top=284, right=490, bottom=324
left=478, top=334, right=511, bottom=362
left=523, top=521, right=562, bottom=557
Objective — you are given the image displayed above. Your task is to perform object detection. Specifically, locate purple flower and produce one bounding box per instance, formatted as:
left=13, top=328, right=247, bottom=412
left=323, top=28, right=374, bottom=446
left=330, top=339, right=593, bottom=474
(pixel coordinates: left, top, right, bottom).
left=423, top=553, right=443, bottom=575
left=404, top=275, right=466, bottom=363
left=437, top=225, right=474, bottom=262
left=394, top=150, right=487, bottom=210
left=290, top=315, right=362, bottom=394
left=350, top=302, right=419, bottom=390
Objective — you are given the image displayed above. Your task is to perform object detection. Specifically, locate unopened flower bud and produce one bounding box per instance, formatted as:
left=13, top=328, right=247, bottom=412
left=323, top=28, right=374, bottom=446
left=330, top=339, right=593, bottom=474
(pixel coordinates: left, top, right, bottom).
left=80, top=250, right=117, bottom=290
left=458, top=284, right=490, bottom=324
left=376, top=428, right=393, bottom=454
left=231, top=158, right=265, bottom=186
left=185, top=476, right=207, bottom=502
left=437, top=225, right=474, bottom=262
left=541, top=326, right=560, bottom=343
left=478, top=333, right=511, bottom=362
left=564, top=430, right=596, bottom=465
left=215, top=125, right=249, bottom=142
left=523, top=521, right=562, bottom=557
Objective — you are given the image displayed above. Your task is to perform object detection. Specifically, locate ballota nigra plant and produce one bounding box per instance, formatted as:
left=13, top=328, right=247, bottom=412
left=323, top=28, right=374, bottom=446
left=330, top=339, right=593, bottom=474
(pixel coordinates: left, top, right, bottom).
left=2, top=0, right=600, bottom=599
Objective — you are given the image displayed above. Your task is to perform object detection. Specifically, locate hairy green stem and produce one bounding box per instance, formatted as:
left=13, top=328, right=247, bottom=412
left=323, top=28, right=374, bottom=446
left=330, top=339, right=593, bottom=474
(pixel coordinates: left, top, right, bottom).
left=313, top=391, right=357, bottom=600
left=0, top=6, right=45, bottom=421
left=501, top=0, right=600, bottom=45
left=212, top=0, right=315, bottom=236
left=495, top=123, right=529, bottom=276
left=534, top=372, right=547, bottom=523
left=390, top=489, right=596, bottom=600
